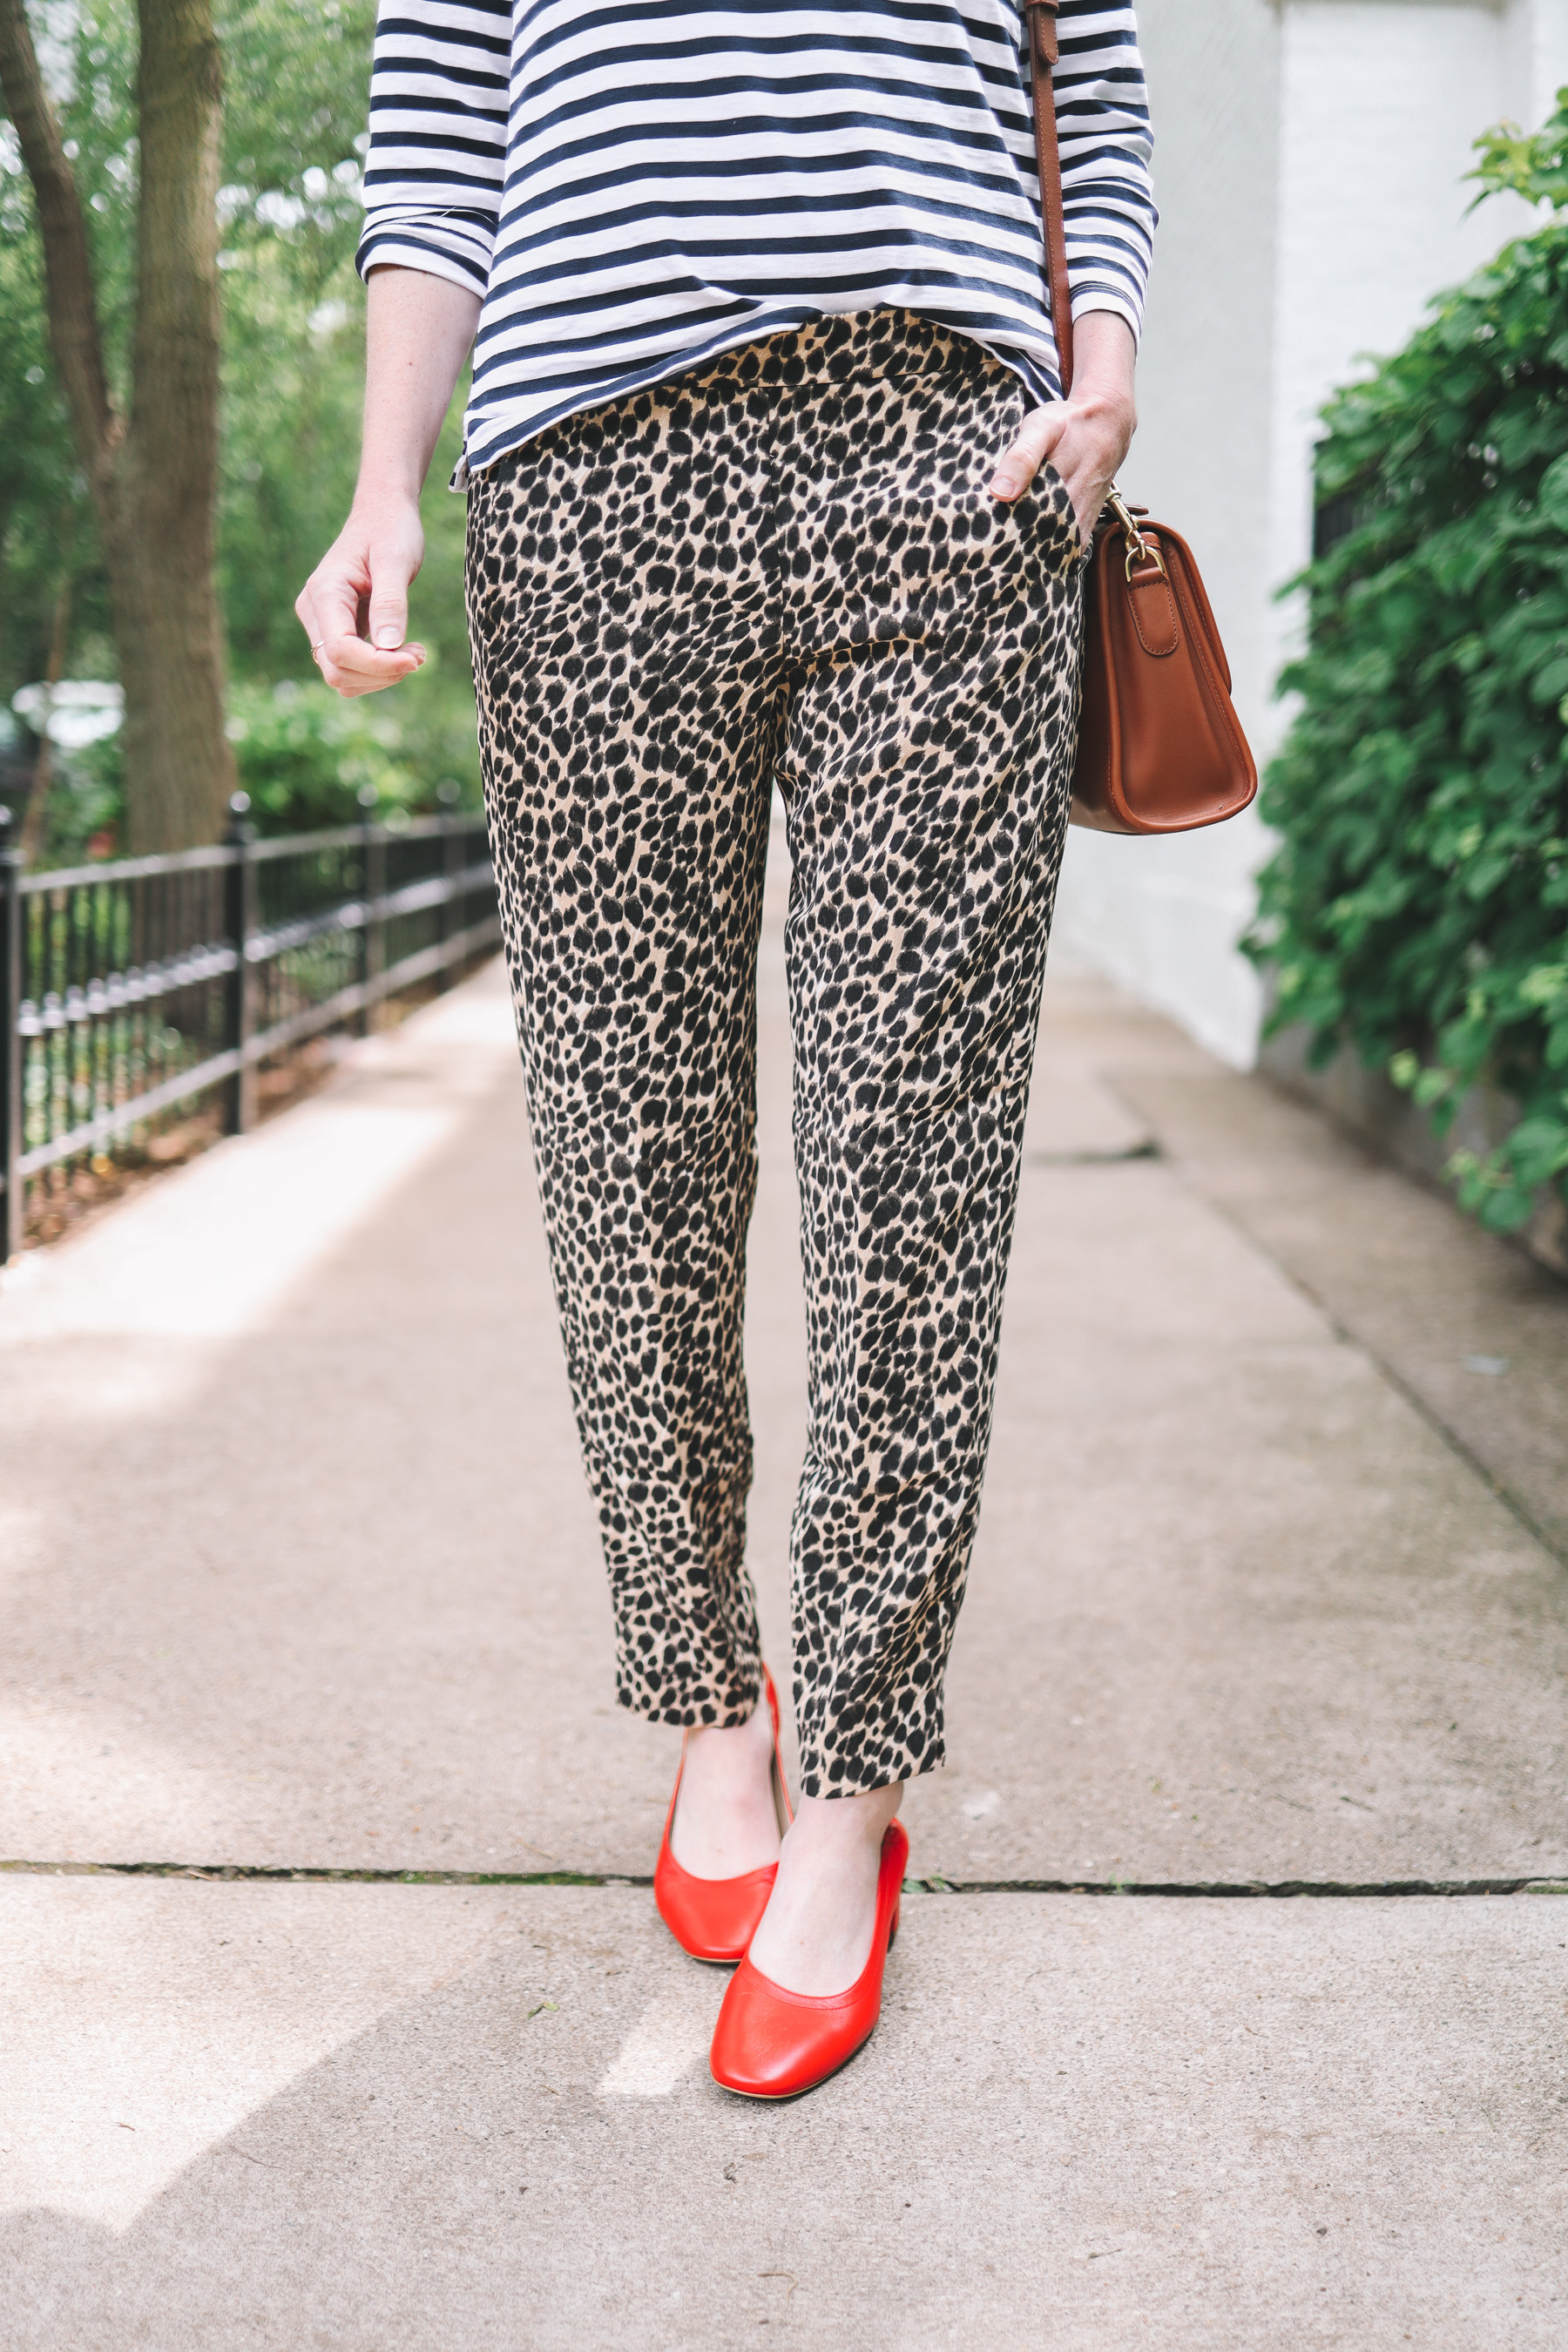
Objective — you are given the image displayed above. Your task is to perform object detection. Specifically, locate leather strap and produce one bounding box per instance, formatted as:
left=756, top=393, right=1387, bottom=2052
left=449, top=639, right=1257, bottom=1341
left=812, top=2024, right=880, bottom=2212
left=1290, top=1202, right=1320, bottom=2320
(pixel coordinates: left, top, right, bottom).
left=1024, top=1, right=1075, bottom=396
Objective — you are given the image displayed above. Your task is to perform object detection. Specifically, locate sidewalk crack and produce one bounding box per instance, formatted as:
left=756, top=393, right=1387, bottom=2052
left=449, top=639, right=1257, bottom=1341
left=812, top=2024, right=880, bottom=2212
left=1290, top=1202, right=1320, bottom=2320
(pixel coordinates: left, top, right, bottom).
left=3, top=1859, right=1563, bottom=1897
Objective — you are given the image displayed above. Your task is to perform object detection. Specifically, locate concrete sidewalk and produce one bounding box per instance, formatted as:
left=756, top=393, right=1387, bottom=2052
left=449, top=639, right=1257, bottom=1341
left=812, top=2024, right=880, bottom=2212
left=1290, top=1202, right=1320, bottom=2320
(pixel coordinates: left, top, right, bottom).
left=3, top=827, right=1565, bottom=2347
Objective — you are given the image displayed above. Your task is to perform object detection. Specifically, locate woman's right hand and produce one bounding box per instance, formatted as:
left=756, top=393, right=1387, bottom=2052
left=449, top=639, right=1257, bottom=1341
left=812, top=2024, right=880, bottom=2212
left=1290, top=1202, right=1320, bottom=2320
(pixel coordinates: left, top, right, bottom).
left=294, top=267, right=481, bottom=696
left=295, top=492, right=428, bottom=698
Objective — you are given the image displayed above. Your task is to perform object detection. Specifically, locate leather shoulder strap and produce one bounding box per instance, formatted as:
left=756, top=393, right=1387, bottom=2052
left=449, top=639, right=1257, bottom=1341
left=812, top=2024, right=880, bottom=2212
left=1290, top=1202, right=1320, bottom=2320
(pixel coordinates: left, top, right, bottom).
left=1024, top=0, right=1074, bottom=395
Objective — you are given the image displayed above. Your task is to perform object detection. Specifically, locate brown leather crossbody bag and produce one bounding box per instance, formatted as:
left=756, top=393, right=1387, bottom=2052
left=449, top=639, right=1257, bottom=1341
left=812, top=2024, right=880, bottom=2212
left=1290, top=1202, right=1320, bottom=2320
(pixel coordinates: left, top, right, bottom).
left=1025, top=0, right=1257, bottom=834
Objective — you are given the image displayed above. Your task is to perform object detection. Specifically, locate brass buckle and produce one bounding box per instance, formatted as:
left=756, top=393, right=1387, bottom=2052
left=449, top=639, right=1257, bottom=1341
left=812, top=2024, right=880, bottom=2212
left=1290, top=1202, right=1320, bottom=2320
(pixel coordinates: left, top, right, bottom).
left=1106, top=487, right=1166, bottom=582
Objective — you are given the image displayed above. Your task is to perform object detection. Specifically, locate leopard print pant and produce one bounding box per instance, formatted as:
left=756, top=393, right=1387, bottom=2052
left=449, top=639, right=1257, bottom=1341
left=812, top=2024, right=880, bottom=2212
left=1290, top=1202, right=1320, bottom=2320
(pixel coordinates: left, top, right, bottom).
left=468, top=308, right=1084, bottom=1797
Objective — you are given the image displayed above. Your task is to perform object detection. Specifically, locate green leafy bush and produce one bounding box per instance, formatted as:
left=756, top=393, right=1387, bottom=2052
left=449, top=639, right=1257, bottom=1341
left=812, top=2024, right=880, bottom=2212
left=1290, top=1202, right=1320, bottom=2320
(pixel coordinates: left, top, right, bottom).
left=30, top=730, right=125, bottom=868
left=3, top=0, right=481, bottom=857
left=225, top=674, right=476, bottom=835
left=1247, top=101, right=1568, bottom=1234
left=30, top=671, right=477, bottom=862
left=226, top=679, right=426, bottom=830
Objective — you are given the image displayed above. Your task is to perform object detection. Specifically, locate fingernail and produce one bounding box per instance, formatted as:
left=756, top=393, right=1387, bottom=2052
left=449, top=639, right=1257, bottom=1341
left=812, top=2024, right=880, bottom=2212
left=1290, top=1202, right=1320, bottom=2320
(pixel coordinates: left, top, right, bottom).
left=374, top=625, right=402, bottom=650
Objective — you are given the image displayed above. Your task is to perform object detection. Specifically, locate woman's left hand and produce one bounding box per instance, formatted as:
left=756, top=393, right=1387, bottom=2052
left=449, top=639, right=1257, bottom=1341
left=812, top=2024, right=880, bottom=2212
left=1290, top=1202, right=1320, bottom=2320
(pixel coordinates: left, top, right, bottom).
left=990, top=311, right=1139, bottom=546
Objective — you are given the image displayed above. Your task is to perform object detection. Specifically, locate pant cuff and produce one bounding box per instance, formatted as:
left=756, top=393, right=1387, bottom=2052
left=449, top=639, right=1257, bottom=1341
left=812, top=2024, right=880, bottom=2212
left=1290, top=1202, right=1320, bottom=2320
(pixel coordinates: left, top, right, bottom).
left=615, top=1658, right=763, bottom=1732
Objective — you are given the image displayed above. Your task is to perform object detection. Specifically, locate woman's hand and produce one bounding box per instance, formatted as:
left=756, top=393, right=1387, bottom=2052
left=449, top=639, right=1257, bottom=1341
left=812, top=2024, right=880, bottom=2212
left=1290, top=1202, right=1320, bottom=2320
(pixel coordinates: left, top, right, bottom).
left=295, top=267, right=481, bottom=698
left=295, top=494, right=428, bottom=697
left=990, top=310, right=1139, bottom=546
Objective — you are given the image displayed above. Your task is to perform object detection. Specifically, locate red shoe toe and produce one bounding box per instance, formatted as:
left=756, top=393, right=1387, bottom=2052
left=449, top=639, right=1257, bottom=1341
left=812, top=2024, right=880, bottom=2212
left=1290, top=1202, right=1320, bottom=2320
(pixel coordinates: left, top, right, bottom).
left=654, top=1849, right=778, bottom=1963
left=653, top=1669, right=793, bottom=1964
left=709, top=1819, right=909, bottom=2098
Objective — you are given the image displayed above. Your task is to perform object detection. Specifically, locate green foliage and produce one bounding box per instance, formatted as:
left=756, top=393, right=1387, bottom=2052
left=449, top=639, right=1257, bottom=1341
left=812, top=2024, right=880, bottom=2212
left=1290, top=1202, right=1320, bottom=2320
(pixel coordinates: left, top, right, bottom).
left=31, top=729, right=124, bottom=868
left=1247, top=95, right=1568, bottom=1236
left=0, top=0, right=132, bottom=695
left=34, top=652, right=476, bottom=852
left=0, top=0, right=478, bottom=855
left=226, top=672, right=472, bottom=835
left=226, top=679, right=416, bottom=829
left=1466, top=96, right=1568, bottom=214
left=0, top=206, right=90, bottom=696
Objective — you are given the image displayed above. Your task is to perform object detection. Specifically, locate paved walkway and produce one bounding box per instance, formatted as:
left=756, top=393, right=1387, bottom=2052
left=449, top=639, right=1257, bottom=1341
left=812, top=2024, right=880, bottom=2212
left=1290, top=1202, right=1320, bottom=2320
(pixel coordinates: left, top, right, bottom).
left=3, top=827, right=1565, bottom=2348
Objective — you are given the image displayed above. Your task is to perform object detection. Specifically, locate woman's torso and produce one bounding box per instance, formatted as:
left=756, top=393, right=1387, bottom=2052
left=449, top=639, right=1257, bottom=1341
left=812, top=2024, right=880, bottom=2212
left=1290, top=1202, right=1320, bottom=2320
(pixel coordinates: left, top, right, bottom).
left=359, top=1, right=1154, bottom=477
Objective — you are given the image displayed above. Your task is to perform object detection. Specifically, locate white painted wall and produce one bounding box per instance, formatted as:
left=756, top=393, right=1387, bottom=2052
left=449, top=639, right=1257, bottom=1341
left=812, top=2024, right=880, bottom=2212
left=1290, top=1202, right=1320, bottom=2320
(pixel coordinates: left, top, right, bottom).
left=1051, top=0, right=1568, bottom=1065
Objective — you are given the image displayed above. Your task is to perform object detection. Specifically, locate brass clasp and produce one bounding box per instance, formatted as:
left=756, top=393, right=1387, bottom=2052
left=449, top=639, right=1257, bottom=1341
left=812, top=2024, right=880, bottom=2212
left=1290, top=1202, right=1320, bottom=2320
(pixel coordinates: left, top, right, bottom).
left=1105, top=486, right=1166, bottom=582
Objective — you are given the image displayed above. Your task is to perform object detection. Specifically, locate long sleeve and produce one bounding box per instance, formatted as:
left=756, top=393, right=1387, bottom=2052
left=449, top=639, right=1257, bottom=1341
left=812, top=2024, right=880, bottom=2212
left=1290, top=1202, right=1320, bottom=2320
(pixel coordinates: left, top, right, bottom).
left=355, top=0, right=510, bottom=295
left=1055, top=1, right=1156, bottom=343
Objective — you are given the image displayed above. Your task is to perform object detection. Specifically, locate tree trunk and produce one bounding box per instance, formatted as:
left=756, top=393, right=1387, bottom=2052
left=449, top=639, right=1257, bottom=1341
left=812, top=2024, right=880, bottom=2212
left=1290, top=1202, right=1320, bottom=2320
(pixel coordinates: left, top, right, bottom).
left=113, top=0, right=236, bottom=851
left=0, top=0, right=237, bottom=854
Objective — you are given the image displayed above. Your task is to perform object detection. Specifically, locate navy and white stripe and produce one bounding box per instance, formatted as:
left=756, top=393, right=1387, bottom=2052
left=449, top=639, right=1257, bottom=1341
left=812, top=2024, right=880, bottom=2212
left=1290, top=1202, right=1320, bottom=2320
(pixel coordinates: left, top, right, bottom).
left=357, top=2, right=1155, bottom=479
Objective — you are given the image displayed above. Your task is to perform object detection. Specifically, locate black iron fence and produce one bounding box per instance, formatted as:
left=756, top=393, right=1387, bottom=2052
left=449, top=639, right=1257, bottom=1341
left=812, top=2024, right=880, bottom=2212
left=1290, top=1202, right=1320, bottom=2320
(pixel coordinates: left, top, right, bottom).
left=0, top=793, right=500, bottom=1261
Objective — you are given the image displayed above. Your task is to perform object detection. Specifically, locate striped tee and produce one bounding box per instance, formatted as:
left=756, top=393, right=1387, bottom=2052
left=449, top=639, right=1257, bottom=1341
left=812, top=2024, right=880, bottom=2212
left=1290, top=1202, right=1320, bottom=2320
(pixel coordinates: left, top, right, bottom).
left=356, top=2, right=1156, bottom=481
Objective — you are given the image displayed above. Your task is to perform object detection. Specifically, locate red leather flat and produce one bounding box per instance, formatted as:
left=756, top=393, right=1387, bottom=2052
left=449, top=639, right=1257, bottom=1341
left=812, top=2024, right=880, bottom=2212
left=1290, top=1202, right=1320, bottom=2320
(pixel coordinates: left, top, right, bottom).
left=708, top=1817, right=909, bottom=2099
left=653, top=1668, right=793, bottom=1963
